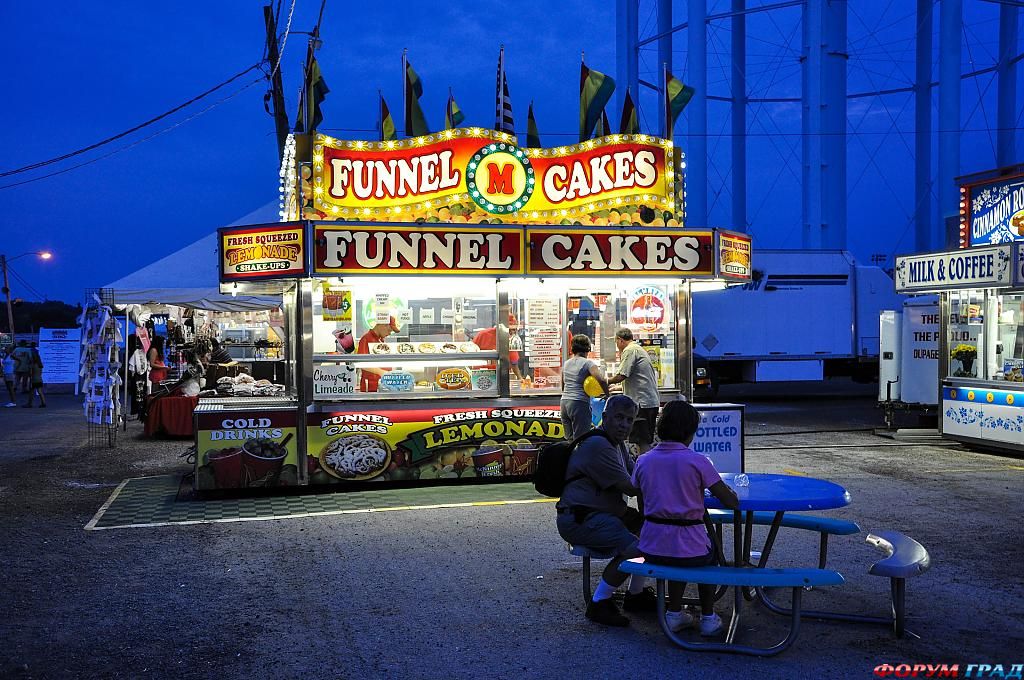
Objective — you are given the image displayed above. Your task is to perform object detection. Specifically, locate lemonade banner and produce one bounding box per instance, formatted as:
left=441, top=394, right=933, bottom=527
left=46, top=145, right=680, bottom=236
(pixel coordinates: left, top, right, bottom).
left=306, top=405, right=564, bottom=484
left=309, top=129, right=680, bottom=225
left=219, top=222, right=306, bottom=282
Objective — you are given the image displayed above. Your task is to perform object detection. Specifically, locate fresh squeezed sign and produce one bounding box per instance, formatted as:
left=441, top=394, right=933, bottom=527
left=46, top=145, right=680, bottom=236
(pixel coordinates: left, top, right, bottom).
left=894, top=245, right=1015, bottom=292
left=310, top=130, right=677, bottom=225
left=219, top=222, right=306, bottom=282
left=964, top=174, right=1024, bottom=246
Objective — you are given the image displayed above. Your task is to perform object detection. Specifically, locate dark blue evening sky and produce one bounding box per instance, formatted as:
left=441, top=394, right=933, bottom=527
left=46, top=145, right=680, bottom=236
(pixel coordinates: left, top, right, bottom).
left=0, top=1, right=1014, bottom=304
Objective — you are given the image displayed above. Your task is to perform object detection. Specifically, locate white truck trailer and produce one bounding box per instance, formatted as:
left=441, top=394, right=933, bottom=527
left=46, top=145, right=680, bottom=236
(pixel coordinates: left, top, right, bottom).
left=691, top=250, right=905, bottom=395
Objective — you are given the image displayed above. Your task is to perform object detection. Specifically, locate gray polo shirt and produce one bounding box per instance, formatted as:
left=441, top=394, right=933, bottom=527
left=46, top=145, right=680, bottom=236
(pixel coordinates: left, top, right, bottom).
left=556, top=432, right=634, bottom=517
left=617, top=341, right=660, bottom=408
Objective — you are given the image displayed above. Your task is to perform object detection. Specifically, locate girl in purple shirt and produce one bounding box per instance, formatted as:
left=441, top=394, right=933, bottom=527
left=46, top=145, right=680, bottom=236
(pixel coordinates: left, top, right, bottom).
left=631, top=400, right=738, bottom=636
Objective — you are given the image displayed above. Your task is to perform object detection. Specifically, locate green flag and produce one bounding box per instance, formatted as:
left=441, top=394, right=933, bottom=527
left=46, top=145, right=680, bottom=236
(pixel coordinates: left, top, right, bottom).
left=404, top=57, right=430, bottom=136
left=666, top=70, right=695, bottom=133
left=579, top=62, right=615, bottom=142
left=380, top=94, right=397, bottom=141
left=620, top=89, right=639, bottom=135
left=526, top=101, right=541, bottom=148
left=445, top=91, right=465, bottom=129
left=295, top=54, right=329, bottom=133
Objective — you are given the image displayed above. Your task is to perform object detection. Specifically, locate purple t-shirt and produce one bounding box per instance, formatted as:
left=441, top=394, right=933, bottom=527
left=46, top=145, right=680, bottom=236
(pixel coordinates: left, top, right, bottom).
left=631, top=441, right=722, bottom=558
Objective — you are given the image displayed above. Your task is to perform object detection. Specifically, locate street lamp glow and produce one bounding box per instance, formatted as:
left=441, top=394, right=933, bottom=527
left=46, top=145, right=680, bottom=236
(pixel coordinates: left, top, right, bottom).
left=39, top=252, right=52, bottom=260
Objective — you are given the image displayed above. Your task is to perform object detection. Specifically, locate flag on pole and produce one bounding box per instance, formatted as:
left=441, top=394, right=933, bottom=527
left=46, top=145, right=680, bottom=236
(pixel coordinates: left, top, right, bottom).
left=295, top=53, right=329, bottom=133
left=445, top=90, right=465, bottom=129
left=404, top=56, right=430, bottom=136
left=495, top=46, right=515, bottom=135
left=526, top=101, right=541, bottom=148
left=580, top=62, right=615, bottom=142
left=380, top=94, right=397, bottom=141
left=665, top=69, right=695, bottom=134
left=620, top=88, right=639, bottom=135
left=594, top=109, right=611, bottom=139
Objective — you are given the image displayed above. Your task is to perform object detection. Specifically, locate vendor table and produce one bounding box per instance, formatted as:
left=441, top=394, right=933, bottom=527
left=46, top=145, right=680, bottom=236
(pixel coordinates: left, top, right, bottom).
left=144, top=395, right=200, bottom=437
left=703, top=473, right=851, bottom=643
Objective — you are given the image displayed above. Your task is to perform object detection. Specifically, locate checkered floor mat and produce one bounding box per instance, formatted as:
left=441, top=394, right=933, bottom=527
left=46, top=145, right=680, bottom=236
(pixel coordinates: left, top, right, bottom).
left=85, top=476, right=553, bottom=530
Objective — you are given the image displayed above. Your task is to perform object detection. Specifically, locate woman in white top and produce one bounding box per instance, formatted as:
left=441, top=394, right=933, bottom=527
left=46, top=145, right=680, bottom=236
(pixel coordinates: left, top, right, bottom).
left=560, top=334, right=610, bottom=441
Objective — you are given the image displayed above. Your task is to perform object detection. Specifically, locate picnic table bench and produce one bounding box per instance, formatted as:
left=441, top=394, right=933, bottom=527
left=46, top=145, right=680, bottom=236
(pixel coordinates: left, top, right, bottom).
left=619, top=558, right=845, bottom=657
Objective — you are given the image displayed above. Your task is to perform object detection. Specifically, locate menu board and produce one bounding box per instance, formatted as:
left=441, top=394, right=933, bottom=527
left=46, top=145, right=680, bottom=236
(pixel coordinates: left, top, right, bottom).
left=39, top=327, right=82, bottom=385
left=526, top=299, right=563, bottom=369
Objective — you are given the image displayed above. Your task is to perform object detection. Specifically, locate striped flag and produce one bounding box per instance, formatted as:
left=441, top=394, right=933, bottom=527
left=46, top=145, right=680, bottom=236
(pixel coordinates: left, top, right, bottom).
left=495, top=46, right=515, bottom=135
left=404, top=55, right=430, bottom=137
left=665, top=69, right=695, bottom=134
left=445, top=90, right=465, bottom=129
left=380, top=94, right=397, bottom=141
left=579, top=62, right=615, bottom=142
left=620, top=88, right=639, bottom=135
left=295, top=53, right=329, bottom=133
left=594, top=109, right=610, bottom=139
left=526, top=101, right=541, bottom=148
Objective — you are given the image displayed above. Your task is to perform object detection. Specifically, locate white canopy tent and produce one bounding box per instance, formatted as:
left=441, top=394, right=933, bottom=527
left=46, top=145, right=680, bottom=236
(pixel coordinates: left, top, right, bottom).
left=103, top=203, right=283, bottom=311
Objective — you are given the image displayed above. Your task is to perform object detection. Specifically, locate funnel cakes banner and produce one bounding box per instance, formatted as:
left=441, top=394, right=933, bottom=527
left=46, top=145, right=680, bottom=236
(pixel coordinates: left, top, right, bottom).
left=308, top=129, right=680, bottom=226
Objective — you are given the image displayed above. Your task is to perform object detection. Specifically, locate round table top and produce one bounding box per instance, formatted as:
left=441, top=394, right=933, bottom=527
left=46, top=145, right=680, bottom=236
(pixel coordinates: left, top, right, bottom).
left=704, top=472, right=851, bottom=512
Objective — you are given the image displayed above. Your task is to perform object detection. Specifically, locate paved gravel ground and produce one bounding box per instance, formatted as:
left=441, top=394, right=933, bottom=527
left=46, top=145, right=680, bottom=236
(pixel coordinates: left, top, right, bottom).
left=1, top=384, right=1022, bottom=679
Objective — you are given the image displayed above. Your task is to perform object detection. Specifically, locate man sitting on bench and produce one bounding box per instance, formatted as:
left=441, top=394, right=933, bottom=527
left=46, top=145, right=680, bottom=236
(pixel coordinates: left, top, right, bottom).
left=556, top=395, right=654, bottom=627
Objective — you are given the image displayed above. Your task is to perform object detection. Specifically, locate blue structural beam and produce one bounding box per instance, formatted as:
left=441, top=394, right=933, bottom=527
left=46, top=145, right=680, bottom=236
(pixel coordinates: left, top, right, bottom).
left=938, top=0, right=962, bottom=249
left=998, top=2, right=1018, bottom=168
left=658, top=0, right=673, bottom=137
left=915, top=0, right=934, bottom=253
left=688, top=0, right=708, bottom=227
left=802, top=0, right=847, bottom=250
left=616, top=0, right=640, bottom=122
left=732, top=0, right=747, bottom=233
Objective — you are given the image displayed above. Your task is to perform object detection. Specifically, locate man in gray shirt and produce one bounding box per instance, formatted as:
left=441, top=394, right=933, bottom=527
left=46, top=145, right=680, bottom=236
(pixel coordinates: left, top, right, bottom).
left=607, top=328, right=661, bottom=453
left=555, top=395, right=655, bottom=626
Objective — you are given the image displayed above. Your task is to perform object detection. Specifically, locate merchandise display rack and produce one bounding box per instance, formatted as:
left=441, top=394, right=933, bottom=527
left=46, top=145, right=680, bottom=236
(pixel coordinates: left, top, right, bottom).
left=81, top=288, right=121, bottom=448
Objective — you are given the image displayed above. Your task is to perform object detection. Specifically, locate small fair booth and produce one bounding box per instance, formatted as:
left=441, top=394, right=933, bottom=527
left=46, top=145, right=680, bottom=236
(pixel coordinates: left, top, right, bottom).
left=894, top=169, right=1024, bottom=453
left=196, top=129, right=753, bottom=491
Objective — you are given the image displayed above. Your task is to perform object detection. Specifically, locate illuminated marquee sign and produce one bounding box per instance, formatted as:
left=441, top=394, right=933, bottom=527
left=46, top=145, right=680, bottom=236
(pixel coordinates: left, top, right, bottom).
left=526, top=228, right=715, bottom=276
left=313, top=223, right=524, bottom=276
left=219, top=222, right=306, bottom=282
left=960, top=173, right=1024, bottom=247
left=718, top=232, right=752, bottom=279
left=309, top=129, right=680, bottom=226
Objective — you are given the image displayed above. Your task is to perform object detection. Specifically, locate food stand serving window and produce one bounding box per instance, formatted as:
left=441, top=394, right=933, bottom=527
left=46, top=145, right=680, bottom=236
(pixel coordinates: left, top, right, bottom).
left=200, top=129, right=753, bottom=492
left=895, top=168, right=1024, bottom=452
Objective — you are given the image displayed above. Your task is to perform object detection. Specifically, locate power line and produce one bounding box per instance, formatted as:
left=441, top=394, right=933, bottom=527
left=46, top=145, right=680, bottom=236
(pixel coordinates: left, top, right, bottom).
left=0, top=62, right=265, bottom=179
left=7, top=266, right=46, bottom=302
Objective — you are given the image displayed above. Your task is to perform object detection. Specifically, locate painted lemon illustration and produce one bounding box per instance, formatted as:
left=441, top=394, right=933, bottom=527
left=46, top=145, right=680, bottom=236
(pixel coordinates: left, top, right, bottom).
left=967, top=391, right=975, bottom=401
left=986, top=392, right=994, bottom=403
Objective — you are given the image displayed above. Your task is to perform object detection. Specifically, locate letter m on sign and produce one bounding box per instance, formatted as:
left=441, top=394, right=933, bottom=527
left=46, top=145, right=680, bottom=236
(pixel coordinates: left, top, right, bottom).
left=486, top=163, right=515, bottom=195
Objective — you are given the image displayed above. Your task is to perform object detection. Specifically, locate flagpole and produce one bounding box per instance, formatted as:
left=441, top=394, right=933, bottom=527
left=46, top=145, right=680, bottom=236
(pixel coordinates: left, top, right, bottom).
left=402, top=48, right=408, bottom=138
left=662, top=62, right=668, bottom=139
left=378, top=89, right=383, bottom=142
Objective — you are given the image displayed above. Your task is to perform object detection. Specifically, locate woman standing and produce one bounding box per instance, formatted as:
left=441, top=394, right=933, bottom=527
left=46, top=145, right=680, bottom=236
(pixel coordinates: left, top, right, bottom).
left=23, top=346, right=46, bottom=408
left=127, top=335, right=150, bottom=415
left=560, top=334, right=609, bottom=440
left=147, top=335, right=168, bottom=386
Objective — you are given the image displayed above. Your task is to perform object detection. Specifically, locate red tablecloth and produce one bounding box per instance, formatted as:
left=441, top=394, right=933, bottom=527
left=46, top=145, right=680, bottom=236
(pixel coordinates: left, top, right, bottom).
left=144, top=395, right=199, bottom=437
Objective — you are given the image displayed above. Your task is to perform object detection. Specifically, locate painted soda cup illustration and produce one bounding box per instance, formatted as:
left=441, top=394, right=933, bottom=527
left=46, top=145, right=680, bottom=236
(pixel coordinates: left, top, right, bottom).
left=472, top=446, right=504, bottom=477
left=207, top=447, right=243, bottom=489
left=240, top=434, right=292, bottom=487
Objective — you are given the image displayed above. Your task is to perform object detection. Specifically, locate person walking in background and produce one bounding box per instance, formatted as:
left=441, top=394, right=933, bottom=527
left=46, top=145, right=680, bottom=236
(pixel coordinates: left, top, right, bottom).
left=147, top=336, right=168, bottom=386
left=607, top=328, right=662, bottom=454
left=126, top=335, right=150, bottom=416
left=23, top=345, right=46, bottom=408
left=2, top=349, right=17, bottom=406
left=13, top=340, right=32, bottom=394
left=560, top=334, right=609, bottom=440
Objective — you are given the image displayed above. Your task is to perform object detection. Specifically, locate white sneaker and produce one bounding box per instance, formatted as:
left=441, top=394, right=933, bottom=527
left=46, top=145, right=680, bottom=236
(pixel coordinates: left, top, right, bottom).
left=700, top=613, right=724, bottom=637
left=665, top=609, right=694, bottom=632
left=4, top=402, right=15, bottom=407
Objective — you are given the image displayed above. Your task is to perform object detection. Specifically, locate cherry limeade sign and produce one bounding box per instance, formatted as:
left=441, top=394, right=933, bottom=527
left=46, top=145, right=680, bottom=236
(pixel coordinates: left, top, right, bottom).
left=310, top=129, right=679, bottom=225
left=219, top=222, right=306, bottom=282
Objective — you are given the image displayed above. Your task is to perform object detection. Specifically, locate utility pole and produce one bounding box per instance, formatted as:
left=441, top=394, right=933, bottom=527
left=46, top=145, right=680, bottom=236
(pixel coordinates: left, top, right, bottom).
left=1, top=255, right=14, bottom=337
left=264, top=4, right=290, bottom=162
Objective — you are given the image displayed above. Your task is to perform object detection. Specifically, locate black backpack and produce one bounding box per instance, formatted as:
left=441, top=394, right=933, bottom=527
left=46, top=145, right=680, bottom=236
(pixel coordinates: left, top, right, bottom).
left=532, top=429, right=609, bottom=498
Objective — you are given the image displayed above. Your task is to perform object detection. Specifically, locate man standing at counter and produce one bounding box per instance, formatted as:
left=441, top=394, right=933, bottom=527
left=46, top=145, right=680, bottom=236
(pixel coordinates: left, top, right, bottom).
left=357, top=316, right=400, bottom=393
left=607, top=328, right=661, bottom=453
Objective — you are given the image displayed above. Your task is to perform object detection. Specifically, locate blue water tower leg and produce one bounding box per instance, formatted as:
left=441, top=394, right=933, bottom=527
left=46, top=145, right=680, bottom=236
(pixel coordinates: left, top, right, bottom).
left=732, top=0, right=747, bottom=233
left=915, top=0, right=933, bottom=254
left=688, top=0, right=708, bottom=227
left=997, top=2, right=1018, bottom=168
left=937, top=0, right=962, bottom=250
